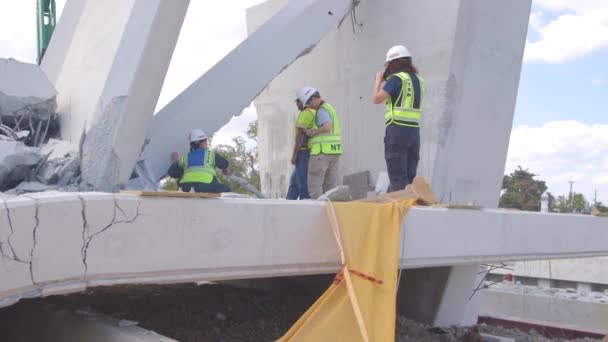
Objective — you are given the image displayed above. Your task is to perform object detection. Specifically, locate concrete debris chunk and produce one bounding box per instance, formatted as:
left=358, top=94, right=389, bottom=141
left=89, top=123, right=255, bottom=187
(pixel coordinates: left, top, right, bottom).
left=343, top=171, right=371, bottom=200
left=41, top=139, right=77, bottom=160
left=0, top=58, right=57, bottom=119
left=0, top=143, right=43, bottom=190
left=14, top=181, right=57, bottom=194
left=318, top=186, right=352, bottom=202
left=0, top=58, right=59, bottom=147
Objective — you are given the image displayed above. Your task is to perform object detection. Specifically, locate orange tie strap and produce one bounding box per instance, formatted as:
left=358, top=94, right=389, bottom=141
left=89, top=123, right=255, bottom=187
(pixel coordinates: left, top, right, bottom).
left=333, top=266, right=384, bottom=286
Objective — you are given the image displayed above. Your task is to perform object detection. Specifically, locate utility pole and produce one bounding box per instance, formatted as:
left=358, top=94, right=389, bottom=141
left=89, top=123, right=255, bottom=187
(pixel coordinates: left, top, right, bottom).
left=594, top=189, right=598, bottom=205
left=568, top=180, right=575, bottom=212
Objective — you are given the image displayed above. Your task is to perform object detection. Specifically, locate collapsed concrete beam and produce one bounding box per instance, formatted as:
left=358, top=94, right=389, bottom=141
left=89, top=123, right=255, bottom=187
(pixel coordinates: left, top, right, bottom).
left=143, top=0, right=356, bottom=180
left=1, top=192, right=607, bottom=308
left=43, top=0, right=189, bottom=191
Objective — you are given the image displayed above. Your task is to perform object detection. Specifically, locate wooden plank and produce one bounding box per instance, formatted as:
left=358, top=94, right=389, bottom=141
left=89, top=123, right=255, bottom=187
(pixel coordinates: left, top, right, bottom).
left=121, top=190, right=220, bottom=199
left=357, top=176, right=438, bottom=205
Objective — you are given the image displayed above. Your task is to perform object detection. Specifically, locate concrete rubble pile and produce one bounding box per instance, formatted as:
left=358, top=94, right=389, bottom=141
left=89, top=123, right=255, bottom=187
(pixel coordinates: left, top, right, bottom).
left=0, top=58, right=81, bottom=194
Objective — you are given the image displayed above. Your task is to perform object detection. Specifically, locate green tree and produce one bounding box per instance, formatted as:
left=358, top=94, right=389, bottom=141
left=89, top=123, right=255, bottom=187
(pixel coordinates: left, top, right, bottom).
left=595, top=202, right=608, bottom=213
left=571, top=193, right=587, bottom=213
left=554, top=192, right=588, bottom=213
left=499, top=166, right=548, bottom=211
left=547, top=192, right=556, bottom=212
left=214, top=120, right=260, bottom=195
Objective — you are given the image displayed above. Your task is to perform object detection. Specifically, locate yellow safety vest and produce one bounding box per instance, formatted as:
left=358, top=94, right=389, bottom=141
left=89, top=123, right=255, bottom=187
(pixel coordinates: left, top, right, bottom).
left=385, top=72, right=424, bottom=127
left=310, top=102, right=342, bottom=156
left=295, top=108, right=316, bottom=150
left=179, top=149, right=217, bottom=184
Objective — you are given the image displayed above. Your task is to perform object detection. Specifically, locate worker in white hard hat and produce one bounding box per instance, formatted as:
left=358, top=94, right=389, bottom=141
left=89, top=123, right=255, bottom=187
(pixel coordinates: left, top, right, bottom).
left=296, top=86, right=342, bottom=199
left=286, top=96, right=316, bottom=200
left=372, top=45, right=424, bottom=192
left=167, top=129, right=231, bottom=193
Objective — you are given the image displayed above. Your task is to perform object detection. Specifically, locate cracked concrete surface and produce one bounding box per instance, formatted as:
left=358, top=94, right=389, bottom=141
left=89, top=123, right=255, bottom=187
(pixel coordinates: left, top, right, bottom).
left=1, top=192, right=608, bottom=310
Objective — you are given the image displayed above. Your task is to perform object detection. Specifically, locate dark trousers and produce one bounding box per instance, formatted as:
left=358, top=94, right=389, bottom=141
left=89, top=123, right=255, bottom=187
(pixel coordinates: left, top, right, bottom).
left=180, top=179, right=231, bottom=193
left=384, top=125, right=420, bottom=193
left=286, top=150, right=310, bottom=200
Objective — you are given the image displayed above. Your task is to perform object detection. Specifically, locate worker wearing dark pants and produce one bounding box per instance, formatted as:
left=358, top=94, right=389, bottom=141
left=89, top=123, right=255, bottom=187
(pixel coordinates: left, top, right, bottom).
left=287, top=99, right=315, bottom=200
left=372, top=45, right=424, bottom=192
left=168, top=129, right=231, bottom=193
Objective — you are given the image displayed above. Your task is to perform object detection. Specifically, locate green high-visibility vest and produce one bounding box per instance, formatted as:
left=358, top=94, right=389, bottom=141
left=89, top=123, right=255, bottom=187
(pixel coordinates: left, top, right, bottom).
left=385, top=72, right=424, bottom=127
left=310, top=102, right=342, bottom=156
left=179, top=149, right=217, bottom=184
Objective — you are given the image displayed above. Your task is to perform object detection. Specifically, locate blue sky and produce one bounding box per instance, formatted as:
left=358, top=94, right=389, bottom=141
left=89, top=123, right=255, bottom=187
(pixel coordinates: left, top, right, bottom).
left=0, top=0, right=606, bottom=202
left=514, top=49, right=608, bottom=127
left=505, top=0, right=608, bottom=203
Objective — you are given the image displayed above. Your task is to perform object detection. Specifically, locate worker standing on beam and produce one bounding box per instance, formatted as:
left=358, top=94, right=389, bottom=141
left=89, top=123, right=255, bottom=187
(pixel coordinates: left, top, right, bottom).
left=287, top=97, right=316, bottom=200
left=372, top=45, right=424, bottom=192
left=297, top=87, right=342, bottom=199
left=168, top=129, right=231, bottom=193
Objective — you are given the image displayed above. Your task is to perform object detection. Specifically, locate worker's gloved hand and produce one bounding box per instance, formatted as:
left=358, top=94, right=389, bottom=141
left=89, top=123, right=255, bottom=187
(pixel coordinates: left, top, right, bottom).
left=170, top=152, right=179, bottom=163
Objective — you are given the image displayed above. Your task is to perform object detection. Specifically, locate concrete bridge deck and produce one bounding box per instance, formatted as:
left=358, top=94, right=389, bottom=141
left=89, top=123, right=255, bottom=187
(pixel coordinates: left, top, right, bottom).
left=1, top=192, right=607, bottom=308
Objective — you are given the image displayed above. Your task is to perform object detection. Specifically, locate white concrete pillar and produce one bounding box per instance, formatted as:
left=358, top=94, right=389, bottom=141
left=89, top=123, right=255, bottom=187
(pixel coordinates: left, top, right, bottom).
left=44, top=0, right=190, bottom=191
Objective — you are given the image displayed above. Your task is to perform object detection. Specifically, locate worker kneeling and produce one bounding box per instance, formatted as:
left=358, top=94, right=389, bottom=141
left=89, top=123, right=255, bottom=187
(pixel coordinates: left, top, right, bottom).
left=168, top=129, right=231, bottom=193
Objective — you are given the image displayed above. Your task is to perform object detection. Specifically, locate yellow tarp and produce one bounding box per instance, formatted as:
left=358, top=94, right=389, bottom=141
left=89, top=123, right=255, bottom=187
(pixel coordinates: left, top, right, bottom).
left=278, top=198, right=417, bottom=342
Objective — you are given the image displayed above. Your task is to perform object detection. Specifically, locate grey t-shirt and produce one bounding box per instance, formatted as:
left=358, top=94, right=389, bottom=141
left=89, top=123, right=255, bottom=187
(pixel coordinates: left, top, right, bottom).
left=315, top=108, right=332, bottom=127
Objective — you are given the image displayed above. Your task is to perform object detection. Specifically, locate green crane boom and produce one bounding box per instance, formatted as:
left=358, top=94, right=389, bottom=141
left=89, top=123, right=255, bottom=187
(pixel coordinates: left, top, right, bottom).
left=37, top=0, right=57, bottom=64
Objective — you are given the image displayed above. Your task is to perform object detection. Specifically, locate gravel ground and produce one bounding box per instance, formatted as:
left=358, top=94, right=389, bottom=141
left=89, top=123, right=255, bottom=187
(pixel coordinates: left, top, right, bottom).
left=0, top=282, right=602, bottom=342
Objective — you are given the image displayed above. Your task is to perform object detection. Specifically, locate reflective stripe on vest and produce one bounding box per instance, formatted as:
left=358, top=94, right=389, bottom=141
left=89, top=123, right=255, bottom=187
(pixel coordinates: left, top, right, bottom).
left=310, top=102, right=342, bottom=155
left=385, top=72, right=424, bottom=128
left=179, top=149, right=217, bottom=184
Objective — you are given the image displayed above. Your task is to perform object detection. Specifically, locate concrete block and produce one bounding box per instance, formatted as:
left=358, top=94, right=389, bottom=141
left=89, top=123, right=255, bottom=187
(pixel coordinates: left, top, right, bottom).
left=143, top=0, right=356, bottom=181
left=0, top=58, right=57, bottom=120
left=343, top=171, right=370, bottom=200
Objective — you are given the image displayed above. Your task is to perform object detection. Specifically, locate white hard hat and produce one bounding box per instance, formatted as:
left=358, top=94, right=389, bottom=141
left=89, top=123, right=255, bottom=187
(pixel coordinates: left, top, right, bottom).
left=189, top=129, right=208, bottom=143
left=386, top=45, right=411, bottom=62
left=296, top=86, right=318, bottom=105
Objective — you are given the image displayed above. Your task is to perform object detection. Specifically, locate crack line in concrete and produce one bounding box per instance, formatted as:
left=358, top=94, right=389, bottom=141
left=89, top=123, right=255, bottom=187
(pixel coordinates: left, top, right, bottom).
left=21, top=195, right=40, bottom=284
left=1, top=199, right=29, bottom=265
left=80, top=196, right=142, bottom=278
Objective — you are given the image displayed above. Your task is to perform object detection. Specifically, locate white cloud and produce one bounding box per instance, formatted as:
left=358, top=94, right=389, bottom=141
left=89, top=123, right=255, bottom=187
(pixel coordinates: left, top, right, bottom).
left=505, top=121, right=608, bottom=203
left=524, top=1, right=608, bottom=63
